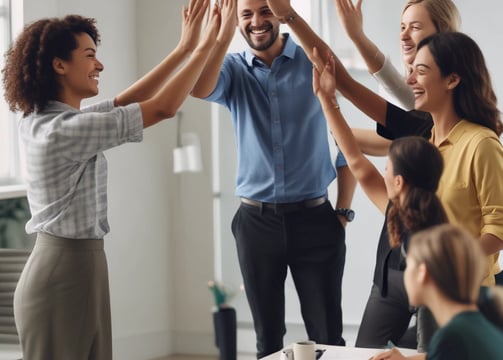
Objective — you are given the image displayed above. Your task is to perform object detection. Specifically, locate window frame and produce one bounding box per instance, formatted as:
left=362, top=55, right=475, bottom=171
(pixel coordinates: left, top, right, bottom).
left=0, top=0, right=26, bottom=200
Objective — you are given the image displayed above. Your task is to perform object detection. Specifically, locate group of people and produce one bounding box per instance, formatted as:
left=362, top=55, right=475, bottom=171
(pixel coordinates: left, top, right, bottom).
left=1, top=0, right=503, bottom=359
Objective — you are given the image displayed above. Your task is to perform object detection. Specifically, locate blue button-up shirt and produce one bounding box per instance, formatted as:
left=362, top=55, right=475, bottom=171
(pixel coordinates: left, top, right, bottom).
left=206, top=34, right=346, bottom=202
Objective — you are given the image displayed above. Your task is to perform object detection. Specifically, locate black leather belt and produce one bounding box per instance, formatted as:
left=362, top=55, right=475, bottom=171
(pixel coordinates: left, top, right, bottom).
left=240, top=196, right=327, bottom=213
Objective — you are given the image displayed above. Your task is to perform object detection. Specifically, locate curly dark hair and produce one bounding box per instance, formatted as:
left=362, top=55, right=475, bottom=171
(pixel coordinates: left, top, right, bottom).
left=2, top=15, right=100, bottom=116
left=386, top=136, right=448, bottom=248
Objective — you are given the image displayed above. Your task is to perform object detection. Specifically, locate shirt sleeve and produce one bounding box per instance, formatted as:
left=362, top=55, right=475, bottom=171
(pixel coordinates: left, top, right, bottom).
left=473, top=136, right=503, bottom=241
left=372, top=56, right=415, bottom=111
left=50, top=103, right=143, bottom=162
left=204, top=55, right=234, bottom=107
left=334, top=150, right=347, bottom=169
left=377, top=102, right=433, bottom=140
left=81, top=99, right=115, bottom=113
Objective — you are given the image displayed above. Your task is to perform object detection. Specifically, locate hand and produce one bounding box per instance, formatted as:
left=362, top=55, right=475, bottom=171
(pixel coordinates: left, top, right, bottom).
left=178, top=0, right=210, bottom=53
left=369, top=348, right=408, bottom=360
left=266, top=0, right=294, bottom=21
left=217, top=0, right=238, bottom=42
left=334, top=0, right=365, bottom=41
left=312, top=47, right=337, bottom=98
left=198, top=2, right=222, bottom=49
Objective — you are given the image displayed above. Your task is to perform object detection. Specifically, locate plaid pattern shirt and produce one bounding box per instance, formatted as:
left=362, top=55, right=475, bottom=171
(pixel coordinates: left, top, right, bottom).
left=19, top=100, right=143, bottom=239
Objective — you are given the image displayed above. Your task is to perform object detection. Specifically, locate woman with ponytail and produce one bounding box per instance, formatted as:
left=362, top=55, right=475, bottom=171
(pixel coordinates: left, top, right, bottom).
left=311, top=47, right=448, bottom=350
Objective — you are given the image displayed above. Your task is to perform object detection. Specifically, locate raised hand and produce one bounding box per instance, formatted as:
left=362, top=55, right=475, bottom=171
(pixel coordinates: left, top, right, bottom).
left=312, top=47, right=336, bottom=99
left=334, top=0, right=364, bottom=41
left=217, top=0, right=237, bottom=42
left=178, top=0, right=210, bottom=53
left=198, top=2, right=221, bottom=50
left=266, top=0, right=294, bottom=21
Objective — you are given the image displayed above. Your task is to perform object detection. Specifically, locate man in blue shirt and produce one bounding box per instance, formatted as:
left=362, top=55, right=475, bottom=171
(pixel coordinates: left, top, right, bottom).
left=192, top=0, right=355, bottom=356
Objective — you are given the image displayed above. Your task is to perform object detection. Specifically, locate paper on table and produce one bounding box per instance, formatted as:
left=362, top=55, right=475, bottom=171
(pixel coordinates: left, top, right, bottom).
left=321, top=345, right=419, bottom=360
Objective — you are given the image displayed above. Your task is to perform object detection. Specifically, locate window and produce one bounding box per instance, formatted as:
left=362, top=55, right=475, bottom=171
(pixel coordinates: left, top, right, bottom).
left=0, top=0, right=24, bottom=196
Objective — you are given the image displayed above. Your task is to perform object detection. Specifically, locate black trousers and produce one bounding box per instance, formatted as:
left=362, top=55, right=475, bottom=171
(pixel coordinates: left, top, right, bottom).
left=356, top=270, right=416, bottom=349
left=231, top=201, right=346, bottom=358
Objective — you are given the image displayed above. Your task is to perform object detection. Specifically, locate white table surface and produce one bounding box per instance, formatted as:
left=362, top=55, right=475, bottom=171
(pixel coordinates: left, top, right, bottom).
left=262, top=344, right=420, bottom=360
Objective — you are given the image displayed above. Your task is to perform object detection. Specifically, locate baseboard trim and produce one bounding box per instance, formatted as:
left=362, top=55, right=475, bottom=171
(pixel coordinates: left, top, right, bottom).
left=112, top=322, right=360, bottom=359
left=172, top=331, right=219, bottom=356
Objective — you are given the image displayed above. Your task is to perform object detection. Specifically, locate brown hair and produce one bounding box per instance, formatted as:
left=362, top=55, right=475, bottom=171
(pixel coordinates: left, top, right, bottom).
left=2, top=15, right=100, bottom=116
left=417, top=32, right=503, bottom=136
left=386, top=136, right=448, bottom=247
left=409, top=224, right=486, bottom=304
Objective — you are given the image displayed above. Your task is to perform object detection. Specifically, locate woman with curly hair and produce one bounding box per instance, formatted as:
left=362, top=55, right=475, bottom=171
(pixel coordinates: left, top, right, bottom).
left=1, top=1, right=220, bottom=359
left=311, top=46, right=448, bottom=350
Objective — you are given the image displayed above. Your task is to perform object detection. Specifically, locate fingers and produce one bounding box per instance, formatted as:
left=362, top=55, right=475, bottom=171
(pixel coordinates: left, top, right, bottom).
left=369, top=349, right=397, bottom=360
left=206, top=3, right=222, bottom=30
left=182, top=5, right=188, bottom=21
left=188, top=0, right=209, bottom=21
left=335, top=0, right=351, bottom=13
left=311, top=46, right=325, bottom=73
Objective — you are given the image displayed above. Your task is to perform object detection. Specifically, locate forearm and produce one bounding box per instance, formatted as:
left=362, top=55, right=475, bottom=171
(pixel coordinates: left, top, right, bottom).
left=141, top=42, right=215, bottom=128
left=352, top=128, right=390, bottom=156
left=319, top=93, right=388, bottom=212
left=115, top=45, right=191, bottom=106
left=191, top=38, right=230, bottom=98
left=282, top=10, right=332, bottom=65
left=479, top=233, right=503, bottom=256
left=336, top=72, right=388, bottom=126
left=282, top=4, right=388, bottom=126
left=319, top=95, right=367, bottom=165
left=335, top=165, right=357, bottom=210
left=350, top=33, right=385, bottom=74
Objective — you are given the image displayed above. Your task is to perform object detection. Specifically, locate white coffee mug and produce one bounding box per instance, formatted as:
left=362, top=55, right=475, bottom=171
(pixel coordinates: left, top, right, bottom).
left=293, top=340, right=316, bottom=360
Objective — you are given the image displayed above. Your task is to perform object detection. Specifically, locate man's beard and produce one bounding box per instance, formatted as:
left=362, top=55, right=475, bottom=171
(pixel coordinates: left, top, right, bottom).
left=240, top=24, right=279, bottom=51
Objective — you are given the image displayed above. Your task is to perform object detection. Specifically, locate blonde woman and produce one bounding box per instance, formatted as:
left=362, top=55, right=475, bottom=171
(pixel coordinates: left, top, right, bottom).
left=335, top=0, right=461, bottom=156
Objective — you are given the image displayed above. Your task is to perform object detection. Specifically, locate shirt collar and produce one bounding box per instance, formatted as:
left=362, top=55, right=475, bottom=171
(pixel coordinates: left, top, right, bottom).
left=244, top=33, right=296, bottom=66
left=430, top=119, right=468, bottom=146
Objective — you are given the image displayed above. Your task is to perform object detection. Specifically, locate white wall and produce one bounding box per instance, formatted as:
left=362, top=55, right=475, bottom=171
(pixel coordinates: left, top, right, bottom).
left=22, top=0, right=217, bottom=358
left=17, top=0, right=503, bottom=358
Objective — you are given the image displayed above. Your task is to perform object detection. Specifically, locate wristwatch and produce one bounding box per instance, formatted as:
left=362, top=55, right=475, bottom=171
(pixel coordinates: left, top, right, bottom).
left=335, top=208, right=355, bottom=222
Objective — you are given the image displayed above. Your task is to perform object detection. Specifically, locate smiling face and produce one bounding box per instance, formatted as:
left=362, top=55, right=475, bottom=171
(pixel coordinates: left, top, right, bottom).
left=406, top=45, right=452, bottom=113
left=237, top=0, right=281, bottom=52
left=400, top=4, right=437, bottom=65
left=54, top=32, right=104, bottom=106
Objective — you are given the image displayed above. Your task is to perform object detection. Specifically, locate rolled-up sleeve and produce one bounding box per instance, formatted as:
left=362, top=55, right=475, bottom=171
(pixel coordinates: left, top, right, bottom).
left=475, top=137, right=503, bottom=241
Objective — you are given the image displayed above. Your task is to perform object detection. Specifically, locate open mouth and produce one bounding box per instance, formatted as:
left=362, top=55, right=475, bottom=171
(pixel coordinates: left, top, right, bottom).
left=402, top=44, right=415, bottom=54
left=412, top=88, right=425, bottom=99
left=248, top=24, right=272, bottom=36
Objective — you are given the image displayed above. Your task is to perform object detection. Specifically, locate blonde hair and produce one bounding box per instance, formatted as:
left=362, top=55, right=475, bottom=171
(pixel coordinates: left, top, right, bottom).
left=403, top=0, right=461, bottom=32
left=408, top=224, right=485, bottom=304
